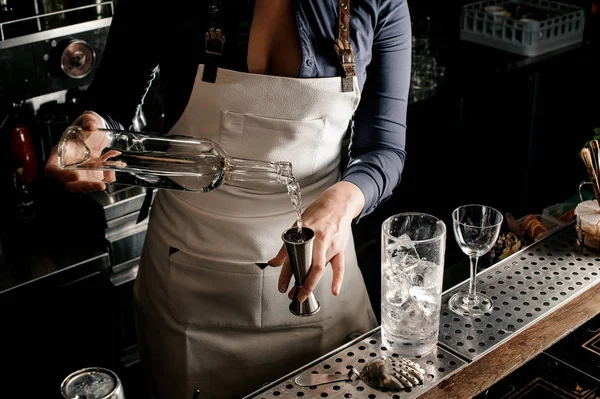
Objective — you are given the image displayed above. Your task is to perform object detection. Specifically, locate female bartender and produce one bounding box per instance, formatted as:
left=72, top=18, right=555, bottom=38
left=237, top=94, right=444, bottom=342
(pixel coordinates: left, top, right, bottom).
left=45, top=0, right=412, bottom=397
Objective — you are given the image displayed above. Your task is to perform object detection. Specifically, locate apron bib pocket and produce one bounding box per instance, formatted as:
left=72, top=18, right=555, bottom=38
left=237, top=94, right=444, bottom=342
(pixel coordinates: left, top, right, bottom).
left=219, top=111, right=326, bottom=180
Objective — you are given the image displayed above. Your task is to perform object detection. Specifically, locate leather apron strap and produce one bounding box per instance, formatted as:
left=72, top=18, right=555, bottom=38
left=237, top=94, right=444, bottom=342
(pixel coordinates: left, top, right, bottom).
left=333, top=0, right=356, bottom=93
left=202, top=0, right=226, bottom=83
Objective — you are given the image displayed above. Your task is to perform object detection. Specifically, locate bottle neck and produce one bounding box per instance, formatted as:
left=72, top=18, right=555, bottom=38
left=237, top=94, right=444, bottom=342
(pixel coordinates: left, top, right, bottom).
left=224, top=157, right=293, bottom=185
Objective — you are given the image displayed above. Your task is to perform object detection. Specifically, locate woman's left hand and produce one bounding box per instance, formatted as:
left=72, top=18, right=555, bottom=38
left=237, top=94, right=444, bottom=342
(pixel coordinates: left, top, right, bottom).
left=268, top=181, right=365, bottom=302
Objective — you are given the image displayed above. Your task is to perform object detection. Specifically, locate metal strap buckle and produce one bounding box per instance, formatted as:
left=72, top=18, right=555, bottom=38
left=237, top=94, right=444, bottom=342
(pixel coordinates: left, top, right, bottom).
left=205, top=28, right=226, bottom=56
left=333, top=40, right=356, bottom=91
left=339, top=48, right=354, bottom=67
left=334, top=42, right=355, bottom=69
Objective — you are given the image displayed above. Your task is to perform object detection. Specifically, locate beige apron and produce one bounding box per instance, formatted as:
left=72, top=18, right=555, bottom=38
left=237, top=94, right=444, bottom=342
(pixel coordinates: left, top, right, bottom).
left=133, top=65, right=377, bottom=399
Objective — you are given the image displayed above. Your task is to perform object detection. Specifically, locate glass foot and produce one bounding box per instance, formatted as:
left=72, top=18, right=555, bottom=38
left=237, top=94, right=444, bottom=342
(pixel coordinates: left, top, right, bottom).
left=448, top=292, right=493, bottom=317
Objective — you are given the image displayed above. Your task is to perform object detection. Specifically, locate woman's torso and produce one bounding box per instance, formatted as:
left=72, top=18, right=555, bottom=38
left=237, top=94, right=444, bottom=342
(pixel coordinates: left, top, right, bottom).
left=153, top=0, right=381, bottom=129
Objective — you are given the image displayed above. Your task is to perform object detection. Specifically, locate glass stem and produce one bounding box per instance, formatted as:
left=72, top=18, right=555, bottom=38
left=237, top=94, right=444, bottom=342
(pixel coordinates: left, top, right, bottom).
left=468, top=256, right=479, bottom=303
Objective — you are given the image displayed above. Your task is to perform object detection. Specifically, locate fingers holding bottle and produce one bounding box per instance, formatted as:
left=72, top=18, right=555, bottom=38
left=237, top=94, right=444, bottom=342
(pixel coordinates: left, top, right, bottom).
left=44, top=111, right=110, bottom=192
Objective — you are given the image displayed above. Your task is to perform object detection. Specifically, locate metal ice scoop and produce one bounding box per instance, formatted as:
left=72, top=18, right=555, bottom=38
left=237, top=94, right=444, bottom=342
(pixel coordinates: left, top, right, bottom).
left=294, top=356, right=425, bottom=391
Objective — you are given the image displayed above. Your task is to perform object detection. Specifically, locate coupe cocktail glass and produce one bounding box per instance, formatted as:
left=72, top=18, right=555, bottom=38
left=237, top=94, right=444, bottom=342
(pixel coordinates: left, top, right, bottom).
left=449, top=204, right=503, bottom=317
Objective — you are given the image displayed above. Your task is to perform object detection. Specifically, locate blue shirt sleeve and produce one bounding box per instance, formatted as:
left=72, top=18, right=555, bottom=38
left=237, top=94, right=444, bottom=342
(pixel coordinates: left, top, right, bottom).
left=342, top=0, right=411, bottom=220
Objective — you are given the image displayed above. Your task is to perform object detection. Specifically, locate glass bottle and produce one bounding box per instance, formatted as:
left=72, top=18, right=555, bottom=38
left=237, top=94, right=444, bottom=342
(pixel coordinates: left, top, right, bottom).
left=57, top=126, right=294, bottom=192
left=10, top=123, right=38, bottom=221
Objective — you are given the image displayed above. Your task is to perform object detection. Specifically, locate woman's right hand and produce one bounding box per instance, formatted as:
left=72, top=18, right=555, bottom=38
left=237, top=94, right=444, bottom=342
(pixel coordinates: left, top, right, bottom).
left=44, top=111, right=114, bottom=192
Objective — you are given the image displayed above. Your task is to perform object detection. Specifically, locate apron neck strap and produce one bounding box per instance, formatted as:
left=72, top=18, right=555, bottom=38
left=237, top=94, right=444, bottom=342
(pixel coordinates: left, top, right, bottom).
left=333, top=0, right=355, bottom=93
left=201, top=0, right=356, bottom=92
left=203, top=0, right=226, bottom=83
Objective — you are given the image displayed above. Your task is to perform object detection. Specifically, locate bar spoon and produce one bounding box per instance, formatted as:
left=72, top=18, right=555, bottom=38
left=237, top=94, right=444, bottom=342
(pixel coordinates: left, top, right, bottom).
left=294, top=356, right=425, bottom=390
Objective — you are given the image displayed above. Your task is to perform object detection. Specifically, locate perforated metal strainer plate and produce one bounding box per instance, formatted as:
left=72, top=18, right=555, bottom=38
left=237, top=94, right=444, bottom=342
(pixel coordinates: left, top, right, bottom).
left=438, top=225, right=600, bottom=361
left=244, top=329, right=467, bottom=399
left=245, top=225, right=600, bottom=398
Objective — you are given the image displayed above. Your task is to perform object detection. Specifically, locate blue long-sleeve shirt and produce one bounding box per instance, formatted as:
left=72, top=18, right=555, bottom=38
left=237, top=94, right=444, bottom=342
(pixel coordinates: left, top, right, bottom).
left=87, top=0, right=411, bottom=219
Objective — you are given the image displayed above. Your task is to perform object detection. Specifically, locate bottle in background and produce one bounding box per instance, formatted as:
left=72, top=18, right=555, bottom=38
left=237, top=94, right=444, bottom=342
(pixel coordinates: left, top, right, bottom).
left=10, top=123, right=38, bottom=221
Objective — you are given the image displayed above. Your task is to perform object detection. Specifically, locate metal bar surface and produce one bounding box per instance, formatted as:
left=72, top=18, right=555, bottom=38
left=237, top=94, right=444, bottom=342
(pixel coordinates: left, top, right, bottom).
left=244, top=223, right=600, bottom=398
left=438, top=224, right=600, bottom=360
left=244, top=328, right=467, bottom=399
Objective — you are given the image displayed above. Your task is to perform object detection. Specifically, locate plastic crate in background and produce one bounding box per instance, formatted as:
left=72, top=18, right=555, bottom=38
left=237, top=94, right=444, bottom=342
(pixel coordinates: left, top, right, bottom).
left=460, top=0, right=585, bottom=56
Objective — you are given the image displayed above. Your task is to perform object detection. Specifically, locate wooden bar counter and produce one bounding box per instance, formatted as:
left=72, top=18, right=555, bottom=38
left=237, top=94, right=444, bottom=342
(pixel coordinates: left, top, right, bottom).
left=420, top=276, right=600, bottom=398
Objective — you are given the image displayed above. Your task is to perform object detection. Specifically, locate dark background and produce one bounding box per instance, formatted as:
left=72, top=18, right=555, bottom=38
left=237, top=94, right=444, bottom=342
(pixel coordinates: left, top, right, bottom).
left=354, top=0, right=600, bottom=322
left=0, top=0, right=599, bottom=398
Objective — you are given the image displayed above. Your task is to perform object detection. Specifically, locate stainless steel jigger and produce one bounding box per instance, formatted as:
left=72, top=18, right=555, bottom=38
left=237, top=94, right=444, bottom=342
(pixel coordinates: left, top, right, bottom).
left=282, top=226, right=321, bottom=316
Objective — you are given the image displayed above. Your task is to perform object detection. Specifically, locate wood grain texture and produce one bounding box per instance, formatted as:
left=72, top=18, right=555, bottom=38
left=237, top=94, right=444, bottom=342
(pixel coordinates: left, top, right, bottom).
left=418, top=281, right=600, bottom=399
